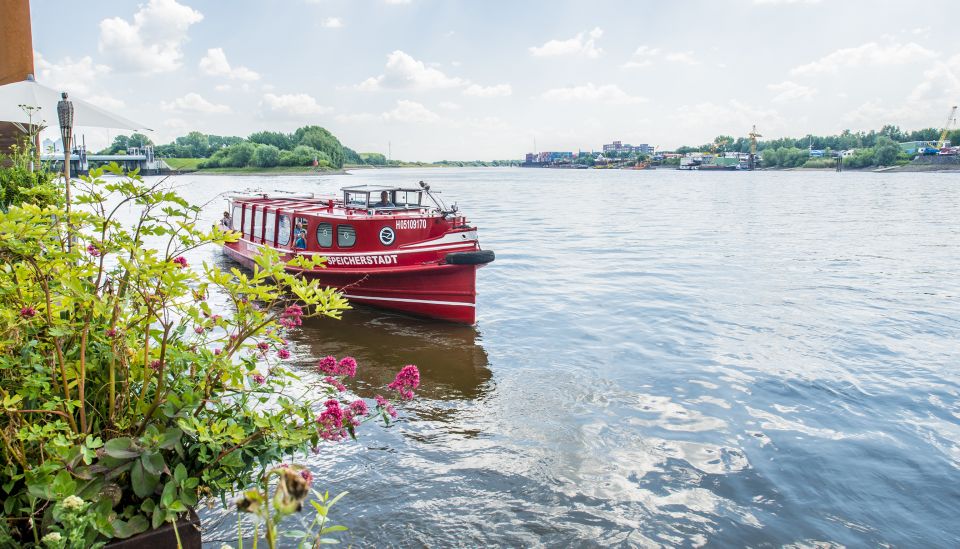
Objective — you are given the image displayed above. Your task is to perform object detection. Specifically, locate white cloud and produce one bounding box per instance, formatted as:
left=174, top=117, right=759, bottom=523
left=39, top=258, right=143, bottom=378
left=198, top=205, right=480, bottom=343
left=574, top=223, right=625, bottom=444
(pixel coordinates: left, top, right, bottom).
left=161, top=92, right=231, bottom=113
left=357, top=50, right=466, bottom=91
left=529, top=27, right=603, bottom=58
left=34, top=51, right=111, bottom=95
left=385, top=0, right=411, bottom=4
left=439, top=101, right=461, bottom=110
left=540, top=83, right=646, bottom=104
left=767, top=81, right=818, bottom=103
left=383, top=100, right=441, bottom=123
left=199, top=48, right=260, bottom=81
left=673, top=100, right=783, bottom=138
left=665, top=51, right=699, bottom=66
left=463, top=83, right=512, bottom=97
left=98, top=0, right=203, bottom=74
left=622, top=45, right=659, bottom=68
left=791, top=41, right=936, bottom=76
left=622, top=46, right=697, bottom=68
left=754, top=0, right=821, bottom=4
left=322, top=17, right=343, bottom=28
left=262, top=93, right=333, bottom=116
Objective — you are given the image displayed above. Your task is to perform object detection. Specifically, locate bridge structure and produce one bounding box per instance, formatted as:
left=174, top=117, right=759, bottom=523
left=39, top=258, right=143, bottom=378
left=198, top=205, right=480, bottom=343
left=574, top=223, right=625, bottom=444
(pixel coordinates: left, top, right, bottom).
left=40, top=145, right=167, bottom=175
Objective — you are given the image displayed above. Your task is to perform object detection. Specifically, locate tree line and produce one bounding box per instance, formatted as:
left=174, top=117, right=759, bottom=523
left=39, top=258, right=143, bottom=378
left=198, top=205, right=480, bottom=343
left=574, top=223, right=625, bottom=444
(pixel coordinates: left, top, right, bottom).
left=97, top=126, right=390, bottom=170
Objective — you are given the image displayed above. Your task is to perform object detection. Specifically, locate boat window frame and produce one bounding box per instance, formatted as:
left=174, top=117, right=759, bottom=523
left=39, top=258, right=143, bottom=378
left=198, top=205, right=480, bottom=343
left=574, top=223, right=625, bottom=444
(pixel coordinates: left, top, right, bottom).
left=316, top=222, right=333, bottom=248
left=336, top=224, right=357, bottom=249
left=264, top=211, right=276, bottom=244
left=277, top=214, right=291, bottom=246
left=343, top=191, right=370, bottom=209
left=231, top=205, right=242, bottom=231
left=243, top=205, right=254, bottom=238
left=293, top=216, right=309, bottom=250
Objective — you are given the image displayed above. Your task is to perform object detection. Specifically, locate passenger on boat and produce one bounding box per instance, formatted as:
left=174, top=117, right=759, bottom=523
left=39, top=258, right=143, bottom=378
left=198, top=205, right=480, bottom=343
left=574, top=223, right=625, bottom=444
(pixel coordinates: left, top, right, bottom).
left=220, top=211, right=232, bottom=229
left=373, top=191, right=395, bottom=209
left=294, top=221, right=307, bottom=249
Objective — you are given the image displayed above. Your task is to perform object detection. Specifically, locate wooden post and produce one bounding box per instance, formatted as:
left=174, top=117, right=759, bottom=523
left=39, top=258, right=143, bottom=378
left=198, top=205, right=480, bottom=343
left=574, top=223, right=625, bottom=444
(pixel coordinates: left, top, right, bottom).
left=0, top=0, right=36, bottom=156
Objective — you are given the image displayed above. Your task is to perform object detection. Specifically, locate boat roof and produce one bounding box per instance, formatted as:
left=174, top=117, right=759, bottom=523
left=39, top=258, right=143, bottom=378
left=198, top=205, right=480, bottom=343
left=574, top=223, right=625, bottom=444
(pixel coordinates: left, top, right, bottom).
left=341, top=184, right=423, bottom=193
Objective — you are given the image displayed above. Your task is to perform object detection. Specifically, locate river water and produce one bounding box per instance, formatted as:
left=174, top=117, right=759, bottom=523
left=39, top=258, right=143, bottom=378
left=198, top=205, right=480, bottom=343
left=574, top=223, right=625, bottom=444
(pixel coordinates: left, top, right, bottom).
left=150, top=168, right=960, bottom=547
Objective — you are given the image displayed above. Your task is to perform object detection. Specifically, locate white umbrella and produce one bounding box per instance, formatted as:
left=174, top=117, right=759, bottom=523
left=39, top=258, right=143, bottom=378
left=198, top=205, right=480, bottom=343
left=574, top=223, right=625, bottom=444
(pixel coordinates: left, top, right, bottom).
left=0, top=76, right=150, bottom=131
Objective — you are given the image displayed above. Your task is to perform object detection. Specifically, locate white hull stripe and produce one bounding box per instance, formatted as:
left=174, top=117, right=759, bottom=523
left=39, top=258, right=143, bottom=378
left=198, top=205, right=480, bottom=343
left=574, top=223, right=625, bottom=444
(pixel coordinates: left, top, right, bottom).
left=400, top=230, right=477, bottom=249
left=342, top=294, right=475, bottom=308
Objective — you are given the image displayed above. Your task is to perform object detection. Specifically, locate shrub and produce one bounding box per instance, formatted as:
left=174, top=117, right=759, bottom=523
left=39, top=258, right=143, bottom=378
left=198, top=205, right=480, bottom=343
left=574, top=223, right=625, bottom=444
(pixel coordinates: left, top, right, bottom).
left=0, top=165, right=418, bottom=546
left=251, top=144, right=281, bottom=168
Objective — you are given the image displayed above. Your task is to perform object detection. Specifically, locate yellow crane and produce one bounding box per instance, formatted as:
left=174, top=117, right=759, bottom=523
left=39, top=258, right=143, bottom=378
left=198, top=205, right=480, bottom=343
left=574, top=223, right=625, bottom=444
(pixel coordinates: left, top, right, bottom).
left=937, top=105, right=958, bottom=149
left=748, top=125, right=762, bottom=156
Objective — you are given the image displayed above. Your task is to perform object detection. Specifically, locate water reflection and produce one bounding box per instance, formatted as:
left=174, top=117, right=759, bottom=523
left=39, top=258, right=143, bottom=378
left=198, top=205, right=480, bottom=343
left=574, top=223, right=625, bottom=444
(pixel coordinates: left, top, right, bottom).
left=293, top=306, right=492, bottom=404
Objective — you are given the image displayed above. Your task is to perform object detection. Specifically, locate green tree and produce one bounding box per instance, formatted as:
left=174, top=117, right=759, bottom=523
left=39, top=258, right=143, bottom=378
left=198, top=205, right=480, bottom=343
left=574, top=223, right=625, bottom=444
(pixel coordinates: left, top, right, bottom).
left=359, top=152, right=386, bottom=166
left=873, top=136, right=900, bottom=166
left=293, top=126, right=344, bottom=168
left=252, top=144, right=281, bottom=168
left=249, top=131, right=294, bottom=151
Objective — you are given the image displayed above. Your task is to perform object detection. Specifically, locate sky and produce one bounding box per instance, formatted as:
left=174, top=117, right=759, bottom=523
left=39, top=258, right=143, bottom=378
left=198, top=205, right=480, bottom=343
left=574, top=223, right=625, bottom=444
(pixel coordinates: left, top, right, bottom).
left=27, top=0, right=960, bottom=161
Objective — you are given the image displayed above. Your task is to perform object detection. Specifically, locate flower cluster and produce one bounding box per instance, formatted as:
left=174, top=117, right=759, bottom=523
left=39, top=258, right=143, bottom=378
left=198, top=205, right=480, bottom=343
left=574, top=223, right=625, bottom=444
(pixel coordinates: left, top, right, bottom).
left=375, top=394, right=398, bottom=418
left=388, top=365, right=420, bottom=400
left=171, top=256, right=188, bottom=268
left=316, top=356, right=357, bottom=377
left=19, top=306, right=36, bottom=319
left=279, top=304, right=304, bottom=328
left=316, top=399, right=347, bottom=441
left=86, top=243, right=101, bottom=257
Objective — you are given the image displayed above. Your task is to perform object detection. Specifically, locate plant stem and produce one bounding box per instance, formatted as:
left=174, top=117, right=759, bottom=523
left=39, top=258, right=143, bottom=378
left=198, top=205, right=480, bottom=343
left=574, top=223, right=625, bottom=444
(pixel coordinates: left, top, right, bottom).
left=171, top=516, right=183, bottom=549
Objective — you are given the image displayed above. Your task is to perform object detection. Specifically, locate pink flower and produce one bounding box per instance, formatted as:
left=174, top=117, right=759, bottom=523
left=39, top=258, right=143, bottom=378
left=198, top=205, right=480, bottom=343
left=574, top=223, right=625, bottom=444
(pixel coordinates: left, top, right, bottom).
left=194, top=326, right=204, bottom=334
left=229, top=333, right=239, bottom=341
left=322, top=376, right=346, bottom=392
left=300, top=469, right=313, bottom=485
left=349, top=399, right=368, bottom=417
left=212, top=314, right=222, bottom=323
left=375, top=394, right=398, bottom=418
left=172, top=256, right=188, bottom=268
left=316, top=399, right=347, bottom=441
left=252, top=373, right=266, bottom=385
left=214, top=348, right=222, bottom=356
left=86, top=244, right=101, bottom=257
left=337, top=357, right=357, bottom=377
left=105, top=328, right=117, bottom=337
left=257, top=341, right=270, bottom=352
left=388, top=365, right=420, bottom=400
left=20, top=306, right=36, bottom=319
left=317, top=355, right=338, bottom=375
left=281, top=304, right=304, bottom=326
left=149, top=360, right=162, bottom=372
left=277, top=348, right=291, bottom=360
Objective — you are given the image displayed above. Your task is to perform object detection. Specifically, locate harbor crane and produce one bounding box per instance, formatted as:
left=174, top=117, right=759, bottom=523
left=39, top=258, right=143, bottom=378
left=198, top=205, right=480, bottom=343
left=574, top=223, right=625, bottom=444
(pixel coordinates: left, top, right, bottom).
left=936, top=105, right=957, bottom=149
left=748, top=125, right=762, bottom=169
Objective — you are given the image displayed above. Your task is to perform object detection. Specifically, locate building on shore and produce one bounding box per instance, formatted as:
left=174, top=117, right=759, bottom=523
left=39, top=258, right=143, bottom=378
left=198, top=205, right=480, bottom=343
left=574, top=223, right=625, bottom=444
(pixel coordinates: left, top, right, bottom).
left=602, top=140, right=653, bottom=156
left=0, top=0, right=36, bottom=155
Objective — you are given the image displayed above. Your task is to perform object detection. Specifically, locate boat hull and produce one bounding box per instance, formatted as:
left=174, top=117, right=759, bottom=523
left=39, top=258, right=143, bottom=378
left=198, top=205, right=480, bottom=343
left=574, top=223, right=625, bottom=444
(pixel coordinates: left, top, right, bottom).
left=222, top=244, right=482, bottom=324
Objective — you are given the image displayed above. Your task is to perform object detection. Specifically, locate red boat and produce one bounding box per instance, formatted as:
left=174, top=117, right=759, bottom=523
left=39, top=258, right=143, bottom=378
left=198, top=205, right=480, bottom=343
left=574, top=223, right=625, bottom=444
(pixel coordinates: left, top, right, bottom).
left=221, top=182, right=494, bottom=324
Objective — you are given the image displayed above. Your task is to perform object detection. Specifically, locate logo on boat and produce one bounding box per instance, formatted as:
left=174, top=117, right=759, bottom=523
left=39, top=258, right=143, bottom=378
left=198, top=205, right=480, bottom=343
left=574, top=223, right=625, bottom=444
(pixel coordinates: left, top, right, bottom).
left=379, top=227, right=396, bottom=246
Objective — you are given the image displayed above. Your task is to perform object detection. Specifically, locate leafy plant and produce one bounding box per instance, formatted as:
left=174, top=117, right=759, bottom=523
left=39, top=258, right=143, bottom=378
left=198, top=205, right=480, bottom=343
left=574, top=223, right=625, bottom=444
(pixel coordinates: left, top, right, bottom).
left=0, top=164, right=419, bottom=545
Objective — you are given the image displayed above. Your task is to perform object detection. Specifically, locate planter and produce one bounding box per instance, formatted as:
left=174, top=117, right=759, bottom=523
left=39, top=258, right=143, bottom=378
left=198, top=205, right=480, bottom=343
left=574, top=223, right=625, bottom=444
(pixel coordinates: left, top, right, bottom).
left=104, top=509, right=201, bottom=549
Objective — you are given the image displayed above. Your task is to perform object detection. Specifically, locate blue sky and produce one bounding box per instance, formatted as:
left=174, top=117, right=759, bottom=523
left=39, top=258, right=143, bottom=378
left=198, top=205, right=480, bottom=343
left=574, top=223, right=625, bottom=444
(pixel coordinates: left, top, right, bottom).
left=29, top=0, right=960, bottom=160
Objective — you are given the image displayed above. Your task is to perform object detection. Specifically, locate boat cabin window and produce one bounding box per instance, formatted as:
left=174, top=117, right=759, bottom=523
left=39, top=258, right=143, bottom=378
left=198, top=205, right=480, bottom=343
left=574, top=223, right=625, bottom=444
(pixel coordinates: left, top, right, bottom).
left=344, top=191, right=369, bottom=208
left=243, top=206, right=254, bottom=237
left=316, top=222, right=333, bottom=248
left=252, top=209, right=265, bottom=242
left=231, top=206, right=242, bottom=231
left=264, top=212, right=276, bottom=244
left=394, top=191, right=422, bottom=207
left=337, top=225, right=356, bottom=248
left=293, top=217, right=308, bottom=249
left=277, top=215, right=291, bottom=246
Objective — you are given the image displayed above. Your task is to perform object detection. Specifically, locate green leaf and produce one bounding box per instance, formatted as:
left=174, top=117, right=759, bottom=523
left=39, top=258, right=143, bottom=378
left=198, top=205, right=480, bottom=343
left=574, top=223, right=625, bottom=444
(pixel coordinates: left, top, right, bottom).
left=282, top=529, right=308, bottom=538
left=320, top=525, right=348, bottom=534
left=318, top=539, right=341, bottom=544
left=141, top=450, right=165, bottom=476
left=161, top=480, right=177, bottom=507
left=112, top=515, right=149, bottom=539
left=104, top=437, right=140, bottom=458
left=173, top=463, right=187, bottom=484
left=131, top=460, right=160, bottom=498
